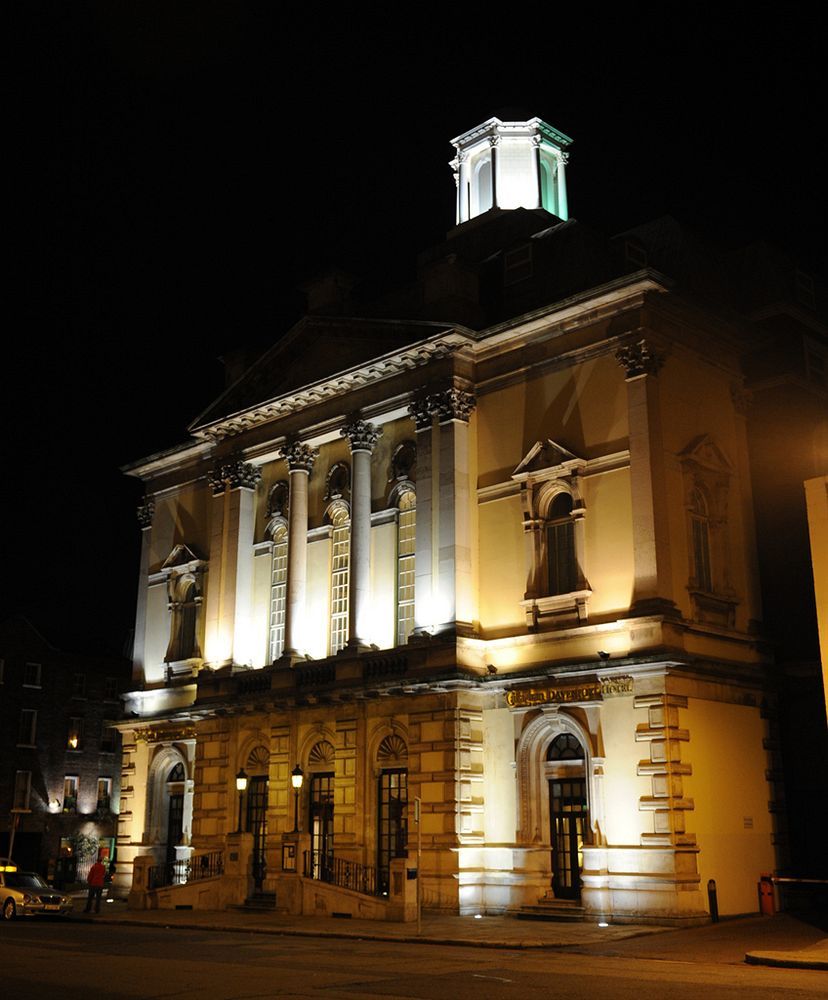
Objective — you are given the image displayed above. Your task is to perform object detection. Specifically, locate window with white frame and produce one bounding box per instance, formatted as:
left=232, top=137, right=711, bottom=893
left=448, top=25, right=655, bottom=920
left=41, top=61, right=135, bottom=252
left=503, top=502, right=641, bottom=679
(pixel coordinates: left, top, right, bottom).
left=63, top=775, right=78, bottom=813
left=329, top=503, right=350, bottom=654
left=269, top=524, right=288, bottom=662
left=13, top=771, right=31, bottom=811
left=18, top=709, right=37, bottom=747
left=397, top=491, right=416, bottom=645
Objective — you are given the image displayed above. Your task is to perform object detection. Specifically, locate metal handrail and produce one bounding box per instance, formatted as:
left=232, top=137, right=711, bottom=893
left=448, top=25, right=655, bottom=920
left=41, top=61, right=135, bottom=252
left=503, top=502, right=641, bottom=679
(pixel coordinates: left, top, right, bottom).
left=147, top=850, right=224, bottom=891
left=303, top=850, right=380, bottom=897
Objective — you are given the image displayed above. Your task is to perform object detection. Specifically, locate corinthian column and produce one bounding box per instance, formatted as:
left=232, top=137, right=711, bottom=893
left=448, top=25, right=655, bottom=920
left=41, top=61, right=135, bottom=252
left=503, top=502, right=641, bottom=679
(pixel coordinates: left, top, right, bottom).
left=280, top=441, right=318, bottom=660
left=341, top=419, right=382, bottom=650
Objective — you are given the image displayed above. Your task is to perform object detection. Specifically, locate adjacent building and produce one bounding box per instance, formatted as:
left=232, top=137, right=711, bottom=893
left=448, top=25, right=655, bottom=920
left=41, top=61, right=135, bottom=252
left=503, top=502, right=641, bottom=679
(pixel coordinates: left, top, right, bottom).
left=0, top=616, right=129, bottom=882
left=115, top=116, right=827, bottom=923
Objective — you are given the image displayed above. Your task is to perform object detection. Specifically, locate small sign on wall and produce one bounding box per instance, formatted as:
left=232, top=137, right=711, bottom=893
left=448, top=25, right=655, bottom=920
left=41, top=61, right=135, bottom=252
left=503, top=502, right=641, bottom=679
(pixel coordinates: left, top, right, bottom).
left=282, top=843, right=297, bottom=872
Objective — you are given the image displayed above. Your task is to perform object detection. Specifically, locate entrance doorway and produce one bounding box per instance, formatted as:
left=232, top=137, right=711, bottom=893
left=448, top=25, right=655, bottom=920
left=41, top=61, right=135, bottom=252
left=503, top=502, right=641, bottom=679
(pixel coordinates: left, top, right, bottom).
left=165, top=763, right=186, bottom=866
left=546, top=733, right=588, bottom=900
left=246, top=775, right=268, bottom=889
left=377, top=768, right=407, bottom=894
left=309, top=773, right=334, bottom=881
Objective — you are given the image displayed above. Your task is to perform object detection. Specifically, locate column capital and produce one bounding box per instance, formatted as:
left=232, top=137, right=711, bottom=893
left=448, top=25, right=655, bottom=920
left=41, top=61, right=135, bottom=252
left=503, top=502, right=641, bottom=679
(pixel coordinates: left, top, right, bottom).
left=341, top=419, right=382, bottom=453
left=279, top=440, right=319, bottom=473
left=407, top=398, right=433, bottom=432
left=615, top=339, right=665, bottom=380
left=209, top=459, right=262, bottom=495
left=428, top=387, right=476, bottom=424
left=136, top=497, right=155, bottom=529
left=488, top=135, right=501, bottom=148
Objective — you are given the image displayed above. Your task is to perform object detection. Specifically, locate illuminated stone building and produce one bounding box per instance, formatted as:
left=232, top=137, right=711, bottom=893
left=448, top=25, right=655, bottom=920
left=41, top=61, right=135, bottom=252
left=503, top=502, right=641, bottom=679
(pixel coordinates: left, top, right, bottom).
left=116, top=116, right=826, bottom=923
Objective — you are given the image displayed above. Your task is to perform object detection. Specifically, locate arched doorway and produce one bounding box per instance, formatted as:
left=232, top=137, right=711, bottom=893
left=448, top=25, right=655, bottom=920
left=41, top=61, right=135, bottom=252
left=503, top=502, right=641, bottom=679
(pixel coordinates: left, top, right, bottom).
left=165, top=763, right=186, bottom=867
left=376, top=734, right=408, bottom=894
left=307, top=740, right=335, bottom=881
left=546, top=733, right=588, bottom=900
left=244, top=746, right=269, bottom=890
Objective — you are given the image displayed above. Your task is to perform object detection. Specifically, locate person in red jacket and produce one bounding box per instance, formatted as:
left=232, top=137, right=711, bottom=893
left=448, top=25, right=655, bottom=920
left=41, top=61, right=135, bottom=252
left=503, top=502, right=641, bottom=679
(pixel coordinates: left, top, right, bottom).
left=84, top=858, right=107, bottom=914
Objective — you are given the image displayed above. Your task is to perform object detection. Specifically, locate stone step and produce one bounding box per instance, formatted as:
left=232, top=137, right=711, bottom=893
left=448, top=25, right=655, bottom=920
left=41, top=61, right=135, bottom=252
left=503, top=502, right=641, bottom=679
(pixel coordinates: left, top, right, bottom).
left=516, top=900, right=586, bottom=922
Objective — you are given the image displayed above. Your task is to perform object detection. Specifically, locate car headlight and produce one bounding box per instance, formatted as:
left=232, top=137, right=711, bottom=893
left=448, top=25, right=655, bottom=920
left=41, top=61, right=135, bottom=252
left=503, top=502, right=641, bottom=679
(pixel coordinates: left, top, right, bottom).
left=22, top=893, right=36, bottom=904
left=60, top=897, right=70, bottom=905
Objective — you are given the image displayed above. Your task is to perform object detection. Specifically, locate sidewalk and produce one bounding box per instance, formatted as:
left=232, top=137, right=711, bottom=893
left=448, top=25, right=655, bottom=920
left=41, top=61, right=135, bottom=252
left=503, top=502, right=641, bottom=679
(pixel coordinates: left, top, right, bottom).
left=69, top=895, right=828, bottom=969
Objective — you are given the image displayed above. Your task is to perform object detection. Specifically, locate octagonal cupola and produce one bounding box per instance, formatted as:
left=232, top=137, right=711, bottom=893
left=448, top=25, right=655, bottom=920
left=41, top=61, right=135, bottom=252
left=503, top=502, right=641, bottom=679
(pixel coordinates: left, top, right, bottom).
left=450, top=116, right=573, bottom=225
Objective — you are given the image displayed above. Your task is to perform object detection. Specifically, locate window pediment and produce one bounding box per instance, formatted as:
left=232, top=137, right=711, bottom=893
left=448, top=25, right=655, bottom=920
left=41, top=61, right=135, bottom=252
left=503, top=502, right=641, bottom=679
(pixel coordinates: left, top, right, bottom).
left=512, top=440, right=584, bottom=480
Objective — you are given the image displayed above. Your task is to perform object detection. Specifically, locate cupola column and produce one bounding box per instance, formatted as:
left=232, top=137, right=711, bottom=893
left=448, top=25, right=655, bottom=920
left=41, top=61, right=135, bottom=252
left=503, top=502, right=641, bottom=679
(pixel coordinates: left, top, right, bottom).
left=342, top=420, right=382, bottom=650
left=556, top=152, right=569, bottom=220
left=280, top=441, right=318, bottom=660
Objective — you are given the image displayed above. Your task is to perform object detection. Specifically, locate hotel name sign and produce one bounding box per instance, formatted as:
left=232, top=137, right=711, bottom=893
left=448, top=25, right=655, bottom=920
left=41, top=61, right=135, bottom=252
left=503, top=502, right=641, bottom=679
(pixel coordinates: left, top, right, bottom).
left=506, top=675, right=633, bottom=708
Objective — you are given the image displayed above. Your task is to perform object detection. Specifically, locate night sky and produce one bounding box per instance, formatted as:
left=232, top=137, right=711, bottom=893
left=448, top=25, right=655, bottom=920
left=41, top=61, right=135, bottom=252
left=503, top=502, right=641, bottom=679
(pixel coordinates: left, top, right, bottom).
left=4, top=6, right=825, bottom=655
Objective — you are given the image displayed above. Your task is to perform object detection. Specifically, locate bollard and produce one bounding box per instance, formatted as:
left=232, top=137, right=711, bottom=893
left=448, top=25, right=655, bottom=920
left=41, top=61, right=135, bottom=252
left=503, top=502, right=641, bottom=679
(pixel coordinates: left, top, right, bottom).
left=758, top=873, right=775, bottom=915
left=707, top=878, right=719, bottom=922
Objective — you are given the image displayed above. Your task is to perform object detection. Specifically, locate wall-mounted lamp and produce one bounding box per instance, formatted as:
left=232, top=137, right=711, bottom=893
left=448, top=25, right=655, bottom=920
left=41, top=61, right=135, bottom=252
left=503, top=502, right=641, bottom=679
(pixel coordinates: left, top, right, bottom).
left=290, top=765, right=304, bottom=833
left=235, top=768, right=248, bottom=833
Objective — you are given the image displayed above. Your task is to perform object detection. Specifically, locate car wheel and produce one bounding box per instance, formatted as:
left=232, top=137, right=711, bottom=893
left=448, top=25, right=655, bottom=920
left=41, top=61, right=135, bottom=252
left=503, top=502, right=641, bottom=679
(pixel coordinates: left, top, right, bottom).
left=2, top=898, right=16, bottom=921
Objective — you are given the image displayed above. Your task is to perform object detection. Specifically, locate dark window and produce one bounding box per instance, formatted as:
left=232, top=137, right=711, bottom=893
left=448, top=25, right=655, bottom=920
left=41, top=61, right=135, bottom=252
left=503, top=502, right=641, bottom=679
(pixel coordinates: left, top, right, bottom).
left=100, top=726, right=117, bottom=754
left=377, top=769, right=408, bottom=894
left=23, top=662, right=41, bottom=688
left=547, top=493, right=577, bottom=595
left=72, top=673, right=87, bottom=698
left=18, top=709, right=37, bottom=746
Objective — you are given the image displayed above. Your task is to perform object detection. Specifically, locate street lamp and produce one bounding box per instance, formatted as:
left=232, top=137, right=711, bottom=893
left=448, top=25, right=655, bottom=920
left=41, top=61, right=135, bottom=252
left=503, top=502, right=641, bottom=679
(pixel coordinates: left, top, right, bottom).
left=235, top=769, right=248, bottom=833
left=290, top=765, right=304, bottom=833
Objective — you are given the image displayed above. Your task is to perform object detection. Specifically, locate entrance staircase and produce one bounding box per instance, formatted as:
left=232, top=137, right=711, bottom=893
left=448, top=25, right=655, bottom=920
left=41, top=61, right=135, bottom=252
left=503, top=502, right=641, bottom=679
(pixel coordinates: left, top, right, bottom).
left=231, top=891, right=278, bottom=912
left=516, top=894, right=586, bottom=922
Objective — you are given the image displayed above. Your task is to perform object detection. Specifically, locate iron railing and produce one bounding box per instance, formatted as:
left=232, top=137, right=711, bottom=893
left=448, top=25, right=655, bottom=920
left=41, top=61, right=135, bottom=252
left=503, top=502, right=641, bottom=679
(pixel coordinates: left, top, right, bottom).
left=147, top=850, right=223, bottom=891
left=303, top=851, right=379, bottom=897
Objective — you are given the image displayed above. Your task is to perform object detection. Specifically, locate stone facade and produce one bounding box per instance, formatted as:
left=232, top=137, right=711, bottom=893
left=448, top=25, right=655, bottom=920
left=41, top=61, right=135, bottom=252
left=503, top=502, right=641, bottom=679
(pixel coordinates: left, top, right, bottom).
left=115, top=116, right=827, bottom=920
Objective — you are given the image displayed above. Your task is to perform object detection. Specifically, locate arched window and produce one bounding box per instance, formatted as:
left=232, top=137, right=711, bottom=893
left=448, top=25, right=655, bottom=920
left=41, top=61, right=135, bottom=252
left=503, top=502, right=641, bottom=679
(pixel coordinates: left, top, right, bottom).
left=269, top=524, right=288, bottom=662
left=540, top=156, right=557, bottom=215
left=546, top=493, right=577, bottom=596
left=329, top=503, right=350, bottom=654
left=397, top=490, right=416, bottom=645
left=166, top=577, right=201, bottom=663
left=546, top=733, right=584, bottom=761
left=690, top=488, right=712, bottom=592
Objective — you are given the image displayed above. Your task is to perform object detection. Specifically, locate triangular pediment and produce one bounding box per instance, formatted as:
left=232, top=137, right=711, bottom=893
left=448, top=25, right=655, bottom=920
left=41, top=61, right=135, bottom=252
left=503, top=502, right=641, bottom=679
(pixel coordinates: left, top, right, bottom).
left=513, top=440, right=583, bottom=477
left=678, top=434, right=733, bottom=474
left=161, top=544, right=203, bottom=570
left=189, top=315, right=457, bottom=434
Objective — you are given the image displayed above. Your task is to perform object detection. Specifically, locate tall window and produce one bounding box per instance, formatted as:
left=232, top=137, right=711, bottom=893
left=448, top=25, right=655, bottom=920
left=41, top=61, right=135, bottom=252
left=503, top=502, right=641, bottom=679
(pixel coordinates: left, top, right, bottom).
left=68, top=717, right=84, bottom=751
left=269, top=525, right=288, bottom=662
left=397, top=491, right=416, bottom=645
left=18, top=709, right=37, bottom=746
left=13, top=771, right=31, bottom=811
left=690, top=488, right=712, bottom=592
left=23, top=662, right=41, bottom=688
left=329, top=505, right=350, bottom=654
left=96, top=777, right=112, bottom=812
left=546, top=492, right=577, bottom=596
left=72, top=673, right=87, bottom=698
left=63, top=776, right=78, bottom=813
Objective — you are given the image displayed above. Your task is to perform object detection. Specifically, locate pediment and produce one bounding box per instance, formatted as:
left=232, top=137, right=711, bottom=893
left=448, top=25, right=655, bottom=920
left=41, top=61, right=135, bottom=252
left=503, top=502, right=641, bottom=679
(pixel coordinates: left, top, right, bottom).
left=189, top=315, right=456, bottom=434
left=678, top=435, right=733, bottom=474
left=161, top=544, right=203, bottom=570
left=513, top=440, right=583, bottom=477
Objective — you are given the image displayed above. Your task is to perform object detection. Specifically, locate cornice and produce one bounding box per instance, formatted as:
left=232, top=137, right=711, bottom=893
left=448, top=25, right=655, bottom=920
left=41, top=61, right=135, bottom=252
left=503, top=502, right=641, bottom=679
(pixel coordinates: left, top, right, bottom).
left=192, top=331, right=474, bottom=443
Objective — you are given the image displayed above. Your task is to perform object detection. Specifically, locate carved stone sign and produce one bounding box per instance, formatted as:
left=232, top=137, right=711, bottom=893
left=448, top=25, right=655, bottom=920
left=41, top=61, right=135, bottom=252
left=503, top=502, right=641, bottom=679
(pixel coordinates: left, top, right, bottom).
left=506, top=675, right=633, bottom=708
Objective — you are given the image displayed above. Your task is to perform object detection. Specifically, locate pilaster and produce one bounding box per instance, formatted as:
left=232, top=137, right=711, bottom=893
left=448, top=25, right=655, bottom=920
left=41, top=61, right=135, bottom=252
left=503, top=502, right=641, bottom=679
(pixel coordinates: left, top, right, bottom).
left=132, top=498, right=155, bottom=683
left=616, top=339, right=677, bottom=616
left=203, top=458, right=261, bottom=667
